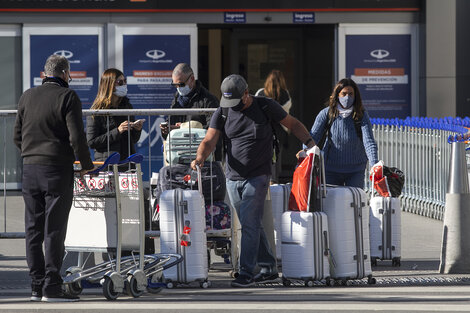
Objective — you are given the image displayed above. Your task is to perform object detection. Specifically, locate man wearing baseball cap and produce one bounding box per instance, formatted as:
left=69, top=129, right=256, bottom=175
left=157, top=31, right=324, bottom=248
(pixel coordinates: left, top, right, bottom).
left=191, top=74, right=315, bottom=287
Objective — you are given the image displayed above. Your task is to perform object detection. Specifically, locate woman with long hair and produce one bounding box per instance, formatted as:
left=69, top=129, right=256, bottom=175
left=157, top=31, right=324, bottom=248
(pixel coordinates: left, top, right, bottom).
left=309, top=78, right=378, bottom=188
left=86, top=68, right=143, bottom=162
left=255, top=69, right=292, bottom=183
left=86, top=68, right=154, bottom=255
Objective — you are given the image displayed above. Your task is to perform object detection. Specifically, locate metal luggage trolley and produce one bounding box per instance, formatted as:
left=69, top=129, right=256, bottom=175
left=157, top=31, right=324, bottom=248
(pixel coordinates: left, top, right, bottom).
left=63, top=152, right=182, bottom=300
left=156, top=125, right=239, bottom=277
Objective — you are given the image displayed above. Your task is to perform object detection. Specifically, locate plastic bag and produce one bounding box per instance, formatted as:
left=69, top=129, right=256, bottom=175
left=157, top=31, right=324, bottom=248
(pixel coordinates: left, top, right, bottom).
left=370, top=162, right=405, bottom=197
left=288, top=146, right=320, bottom=211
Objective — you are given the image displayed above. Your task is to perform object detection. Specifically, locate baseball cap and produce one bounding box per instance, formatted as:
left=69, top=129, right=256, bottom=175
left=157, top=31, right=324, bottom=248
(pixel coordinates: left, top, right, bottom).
left=220, top=74, right=248, bottom=108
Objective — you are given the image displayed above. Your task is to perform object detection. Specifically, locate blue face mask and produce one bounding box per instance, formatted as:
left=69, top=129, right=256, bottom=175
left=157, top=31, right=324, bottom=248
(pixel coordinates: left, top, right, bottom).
left=231, top=100, right=245, bottom=111
left=338, top=95, right=354, bottom=109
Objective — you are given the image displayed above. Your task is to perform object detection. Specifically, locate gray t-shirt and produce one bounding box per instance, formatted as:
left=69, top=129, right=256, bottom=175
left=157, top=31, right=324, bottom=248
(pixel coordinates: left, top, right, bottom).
left=209, top=96, right=287, bottom=180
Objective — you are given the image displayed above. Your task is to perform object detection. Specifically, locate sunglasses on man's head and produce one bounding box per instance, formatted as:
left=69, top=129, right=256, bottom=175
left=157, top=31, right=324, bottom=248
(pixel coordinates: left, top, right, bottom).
left=115, top=79, right=127, bottom=86
left=170, top=74, right=193, bottom=88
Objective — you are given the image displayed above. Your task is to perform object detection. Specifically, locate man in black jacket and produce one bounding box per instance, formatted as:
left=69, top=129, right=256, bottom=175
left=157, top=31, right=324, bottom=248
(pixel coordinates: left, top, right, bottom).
left=14, top=54, right=95, bottom=302
left=160, top=63, right=218, bottom=135
left=160, top=63, right=221, bottom=159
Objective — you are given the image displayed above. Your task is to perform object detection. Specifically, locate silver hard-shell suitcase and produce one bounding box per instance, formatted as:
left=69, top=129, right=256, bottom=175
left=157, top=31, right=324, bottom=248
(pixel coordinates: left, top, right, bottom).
left=159, top=184, right=209, bottom=288
left=281, top=211, right=331, bottom=286
left=270, top=183, right=291, bottom=261
left=322, top=185, right=375, bottom=285
left=369, top=196, right=402, bottom=266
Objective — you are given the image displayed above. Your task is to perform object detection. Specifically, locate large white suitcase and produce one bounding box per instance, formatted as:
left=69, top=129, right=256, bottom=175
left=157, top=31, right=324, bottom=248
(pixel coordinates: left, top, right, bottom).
left=159, top=188, right=209, bottom=288
left=270, top=184, right=291, bottom=261
left=369, top=196, right=402, bottom=266
left=281, top=211, right=331, bottom=286
left=322, top=186, right=375, bottom=285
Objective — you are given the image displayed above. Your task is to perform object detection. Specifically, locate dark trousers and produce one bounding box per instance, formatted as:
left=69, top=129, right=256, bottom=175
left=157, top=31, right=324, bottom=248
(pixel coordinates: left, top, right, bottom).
left=22, top=164, right=74, bottom=294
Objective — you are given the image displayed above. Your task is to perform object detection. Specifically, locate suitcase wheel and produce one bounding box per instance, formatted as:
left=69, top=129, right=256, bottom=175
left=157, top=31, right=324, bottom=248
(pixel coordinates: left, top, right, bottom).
left=229, top=271, right=239, bottom=278
left=371, top=257, right=378, bottom=267
left=200, top=280, right=210, bottom=289
left=282, top=277, right=291, bottom=287
left=367, top=275, right=376, bottom=285
left=392, top=257, right=401, bottom=267
left=304, top=280, right=314, bottom=287
left=166, top=281, right=175, bottom=289
left=325, top=277, right=333, bottom=287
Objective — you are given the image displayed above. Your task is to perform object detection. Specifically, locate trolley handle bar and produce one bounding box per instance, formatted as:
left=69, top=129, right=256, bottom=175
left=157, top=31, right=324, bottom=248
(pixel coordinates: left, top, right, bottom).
left=86, top=152, right=121, bottom=175
left=118, top=153, right=144, bottom=165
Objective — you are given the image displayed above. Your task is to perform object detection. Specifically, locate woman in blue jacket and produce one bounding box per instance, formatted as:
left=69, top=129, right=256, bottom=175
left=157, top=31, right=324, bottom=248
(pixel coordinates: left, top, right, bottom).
left=310, top=78, right=378, bottom=188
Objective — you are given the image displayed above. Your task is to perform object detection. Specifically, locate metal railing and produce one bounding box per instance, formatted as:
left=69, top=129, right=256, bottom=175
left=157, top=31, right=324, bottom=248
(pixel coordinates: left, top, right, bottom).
left=2, top=109, right=470, bottom=238
left=368, top=117, right=470, bottom=220
left=1, top=108, right=216, bottom=239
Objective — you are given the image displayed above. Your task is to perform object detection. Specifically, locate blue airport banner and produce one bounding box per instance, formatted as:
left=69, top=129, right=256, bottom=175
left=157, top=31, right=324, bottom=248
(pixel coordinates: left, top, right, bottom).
left=346, top=34, right=411, bottom=118
left=121, top=33, right=192, bottom=179
left=29, top=34, right=99, bottom=109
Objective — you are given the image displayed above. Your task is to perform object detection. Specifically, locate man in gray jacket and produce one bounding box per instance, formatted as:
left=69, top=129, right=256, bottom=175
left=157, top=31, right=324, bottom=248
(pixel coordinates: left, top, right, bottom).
left=14, top=54, right=95, bottom=302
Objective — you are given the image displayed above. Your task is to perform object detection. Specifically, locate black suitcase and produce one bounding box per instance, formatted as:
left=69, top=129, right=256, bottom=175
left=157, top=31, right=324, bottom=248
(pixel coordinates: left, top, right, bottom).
left=156, top=161, right=226, bottom=203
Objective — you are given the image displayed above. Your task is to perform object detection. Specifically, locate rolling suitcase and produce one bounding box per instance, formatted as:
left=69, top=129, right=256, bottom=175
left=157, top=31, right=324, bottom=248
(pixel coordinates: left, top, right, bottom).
left=322, top=185, right=375, bottom=285
left=270, top=183, right=291, bottom=261
left=281, top=146, right=331, bottom=286
left=281, top=211, right=331, bottom=286
left=369, top=196, right=402, bottom=266
left=159, top=175, right=209, bottom=288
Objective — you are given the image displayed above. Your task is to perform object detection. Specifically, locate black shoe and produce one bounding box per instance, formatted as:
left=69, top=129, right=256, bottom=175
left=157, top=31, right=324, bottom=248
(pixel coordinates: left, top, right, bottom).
left=231, top=275, right=255, bottom=288
left=254, top=272, right=279, bottom=283
left=41, top=291, right=79, bottom=302
left=30, top=290, right=42, bottom=302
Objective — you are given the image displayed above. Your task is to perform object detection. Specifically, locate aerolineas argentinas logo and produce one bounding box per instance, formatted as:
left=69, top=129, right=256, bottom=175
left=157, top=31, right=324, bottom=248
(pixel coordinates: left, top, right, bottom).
left=370, top=49, right=390, bottom=59
left=53, top=50, right=80, bottom=64
left=54, top=50, right=73, bottom=59
left=146, top=50, right=165, bottom=60
left=141, top=50, right=172, bottom=63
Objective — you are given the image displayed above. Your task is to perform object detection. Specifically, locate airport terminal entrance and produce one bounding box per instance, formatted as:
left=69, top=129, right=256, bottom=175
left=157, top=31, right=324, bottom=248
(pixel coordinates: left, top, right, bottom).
left=198, top=25, right=335, bottom=182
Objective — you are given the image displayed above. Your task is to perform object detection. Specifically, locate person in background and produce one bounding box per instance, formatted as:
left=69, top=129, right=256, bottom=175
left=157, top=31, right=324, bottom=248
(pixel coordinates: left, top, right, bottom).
left=309, top=78, right=378, bottom=188
left=191, top=74, right=315, bottom=287
left=255, top=70, right=292, bottom=184
left=86, top=68, right=154, bottom=255
left=14, top=54, right=96, bottom=302
left=160, top=63, right=222, bottom=160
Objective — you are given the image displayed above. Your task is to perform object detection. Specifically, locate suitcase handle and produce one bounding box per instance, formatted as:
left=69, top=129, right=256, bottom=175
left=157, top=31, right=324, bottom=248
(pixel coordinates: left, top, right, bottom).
left=195, top=164, right=203, bottom=196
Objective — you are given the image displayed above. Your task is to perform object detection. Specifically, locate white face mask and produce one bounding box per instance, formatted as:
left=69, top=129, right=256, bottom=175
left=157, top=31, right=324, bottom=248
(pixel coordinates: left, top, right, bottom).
left=177, top=84, right=192, bottom=96
left=114, top=85, right=127, bottom=97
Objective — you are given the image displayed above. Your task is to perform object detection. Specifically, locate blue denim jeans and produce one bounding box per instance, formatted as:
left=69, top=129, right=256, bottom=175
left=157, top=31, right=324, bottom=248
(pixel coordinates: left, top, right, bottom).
left=325, top=170, right=365, bottom=189
left=226, top=175, right=276, bottom=278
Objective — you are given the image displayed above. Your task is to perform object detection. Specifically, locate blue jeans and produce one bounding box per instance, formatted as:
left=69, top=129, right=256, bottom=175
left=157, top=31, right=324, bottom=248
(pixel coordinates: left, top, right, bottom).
left=226, top=175, right=276, bottom=278
left=325, top=170, right=365, bottom=189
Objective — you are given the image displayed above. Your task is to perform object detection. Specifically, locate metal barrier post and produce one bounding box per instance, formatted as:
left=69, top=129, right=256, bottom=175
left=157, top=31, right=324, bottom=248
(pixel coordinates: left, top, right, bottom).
left=440, top=137, right=470, bottom=273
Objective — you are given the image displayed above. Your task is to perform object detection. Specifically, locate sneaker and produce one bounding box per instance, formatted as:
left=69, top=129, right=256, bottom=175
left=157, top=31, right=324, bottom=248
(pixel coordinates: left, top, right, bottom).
left=30, top=290, right=42, bottom=302
left=41, top=291, right=80, bottom=302
left=254, top=272, right=279, bottom=283
left=231, top=275, right=255, bottom=288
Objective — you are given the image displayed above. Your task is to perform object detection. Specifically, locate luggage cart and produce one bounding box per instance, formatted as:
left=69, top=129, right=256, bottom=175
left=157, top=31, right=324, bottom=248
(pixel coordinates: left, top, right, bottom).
left=159, top=126, right=239, bottom=277
left=64, top=153, right=183, bottom=300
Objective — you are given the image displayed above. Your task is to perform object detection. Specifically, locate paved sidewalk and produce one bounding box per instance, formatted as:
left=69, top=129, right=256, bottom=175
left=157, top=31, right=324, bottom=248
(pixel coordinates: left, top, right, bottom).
left=1, top=194, right=470, bottom=312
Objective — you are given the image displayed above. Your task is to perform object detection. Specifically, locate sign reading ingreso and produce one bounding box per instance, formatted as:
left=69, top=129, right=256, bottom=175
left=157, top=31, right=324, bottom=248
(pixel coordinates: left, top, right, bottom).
left=224, top=12, right=246, bottom=24
left=293, top=12, right=315, bottom=23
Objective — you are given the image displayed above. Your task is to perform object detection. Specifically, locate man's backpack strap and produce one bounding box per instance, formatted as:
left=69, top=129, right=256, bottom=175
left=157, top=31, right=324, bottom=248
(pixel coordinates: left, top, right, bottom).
left=258, top=99, right=280, bottom=161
